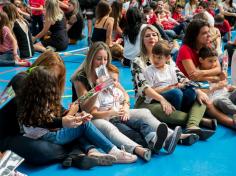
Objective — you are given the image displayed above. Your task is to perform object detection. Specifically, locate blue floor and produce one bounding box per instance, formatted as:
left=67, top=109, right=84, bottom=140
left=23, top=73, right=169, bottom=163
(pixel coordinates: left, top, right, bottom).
left=1, top=36, right=236, bottom=176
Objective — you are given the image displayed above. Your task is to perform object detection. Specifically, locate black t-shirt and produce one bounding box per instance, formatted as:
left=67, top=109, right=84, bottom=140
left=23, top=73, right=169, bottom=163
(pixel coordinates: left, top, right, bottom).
left=72, top=71, right=93, bottom=102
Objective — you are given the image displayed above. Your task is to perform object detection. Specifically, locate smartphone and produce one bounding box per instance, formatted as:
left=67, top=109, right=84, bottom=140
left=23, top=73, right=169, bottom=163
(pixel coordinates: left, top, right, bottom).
left=75, top=113, right=92, bottom=123
left=81, top=114, right=92, bottom=120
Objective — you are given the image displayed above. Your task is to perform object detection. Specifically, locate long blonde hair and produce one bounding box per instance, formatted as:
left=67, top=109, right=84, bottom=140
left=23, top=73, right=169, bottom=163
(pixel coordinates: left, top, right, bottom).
left=45, top=0, right=64, bottom=23
left=139, top=25, right=161, bottom=62
left=71, top=42, right=112, bottom=87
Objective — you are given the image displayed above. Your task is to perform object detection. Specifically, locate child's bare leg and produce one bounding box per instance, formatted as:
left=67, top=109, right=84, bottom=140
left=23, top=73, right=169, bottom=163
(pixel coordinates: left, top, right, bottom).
left=206, top=103, right=235, bottom=129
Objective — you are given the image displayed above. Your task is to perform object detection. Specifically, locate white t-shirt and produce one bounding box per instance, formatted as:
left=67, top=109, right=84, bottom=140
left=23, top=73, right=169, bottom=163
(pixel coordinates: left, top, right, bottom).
left=94, top=87, right=124, bottom=112
left=144, top=64, right=178, bottom=103
left=184, top=3, right=197, bottom=17
left=123, top=24, right=147, bottom=61
left=204, top=11, right=215, bottom=27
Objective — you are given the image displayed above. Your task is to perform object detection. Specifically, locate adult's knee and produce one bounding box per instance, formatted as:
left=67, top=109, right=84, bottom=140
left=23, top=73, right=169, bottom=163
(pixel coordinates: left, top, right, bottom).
left=1, top=136, right=67, bottom=165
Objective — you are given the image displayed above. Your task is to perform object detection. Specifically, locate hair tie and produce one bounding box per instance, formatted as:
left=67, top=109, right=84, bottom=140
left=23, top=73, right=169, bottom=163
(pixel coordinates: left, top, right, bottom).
left=27, top=66, right=38, bottom=74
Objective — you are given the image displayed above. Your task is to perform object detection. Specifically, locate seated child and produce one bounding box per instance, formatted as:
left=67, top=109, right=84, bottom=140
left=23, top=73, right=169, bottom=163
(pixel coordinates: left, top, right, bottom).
left=0, top=12, right=30, bottom=67
left=90, top=64, right=183, bottom=159
left=143, top=41, right=216, bottom=139
left=214, top=14, right=231, bottom=42
left=172, top=5, right=186, bottom=23
left=198, top=47, right=236, bottom=118
left=144, top=40, right=196, bottom=112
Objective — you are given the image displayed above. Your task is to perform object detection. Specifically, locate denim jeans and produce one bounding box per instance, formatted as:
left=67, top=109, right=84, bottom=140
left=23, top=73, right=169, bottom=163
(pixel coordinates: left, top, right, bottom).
left=110, top=116, right=155, bottom=147
left=92, top=119, right=140, bottom=153
left=161, top=87, right=196, bottom=112
left=41, top=121, right=114, bottom=153
left=0, top=51, right=15, bottom=66
left=93, top=109, right=174, bottom=152
left=109, top=118, right=148, bottom=148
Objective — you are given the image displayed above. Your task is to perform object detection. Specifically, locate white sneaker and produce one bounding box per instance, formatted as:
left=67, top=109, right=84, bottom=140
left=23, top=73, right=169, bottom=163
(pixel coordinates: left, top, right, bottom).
left=109, top=146, right=137, bottom=164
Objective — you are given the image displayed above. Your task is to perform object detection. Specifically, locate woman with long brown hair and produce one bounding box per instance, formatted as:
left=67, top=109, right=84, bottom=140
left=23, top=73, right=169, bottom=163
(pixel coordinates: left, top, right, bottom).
left=91, top=0, right=114, bottom=47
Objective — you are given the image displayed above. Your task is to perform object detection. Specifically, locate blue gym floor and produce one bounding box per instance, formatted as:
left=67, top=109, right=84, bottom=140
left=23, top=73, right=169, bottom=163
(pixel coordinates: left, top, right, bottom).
left=1, top=35, right=236, bottom=176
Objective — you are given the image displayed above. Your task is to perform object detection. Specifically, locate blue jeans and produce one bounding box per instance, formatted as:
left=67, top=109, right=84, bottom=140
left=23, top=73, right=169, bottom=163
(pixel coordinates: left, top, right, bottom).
left=41, top=121, right=114, bottom=153
left=0, top=51, right=15, bottom=66
left=161, top=87, right=196, bottom=112
left=109, top=117, right=155, bottom=147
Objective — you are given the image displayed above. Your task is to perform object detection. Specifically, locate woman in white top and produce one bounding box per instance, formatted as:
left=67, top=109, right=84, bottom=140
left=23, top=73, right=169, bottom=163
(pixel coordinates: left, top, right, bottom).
left=123, top=7, right=147, bottom=66
left=221, top=0, right=236, bottom=26
left=184, top=0, right=198, bottom=19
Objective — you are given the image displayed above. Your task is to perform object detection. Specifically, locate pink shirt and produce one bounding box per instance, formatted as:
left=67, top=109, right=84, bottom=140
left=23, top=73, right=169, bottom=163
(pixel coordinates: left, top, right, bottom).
left=0, top=26, right=13, bottom=53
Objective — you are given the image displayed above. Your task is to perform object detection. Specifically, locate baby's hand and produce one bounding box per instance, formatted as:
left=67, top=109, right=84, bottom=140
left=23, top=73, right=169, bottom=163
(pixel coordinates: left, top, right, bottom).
left=68, top=102, right=79, bottom=115
left=227, top=85, right=236, bottom=92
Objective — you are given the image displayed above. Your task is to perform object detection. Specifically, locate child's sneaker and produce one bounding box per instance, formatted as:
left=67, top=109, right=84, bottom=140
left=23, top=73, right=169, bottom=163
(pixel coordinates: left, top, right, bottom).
left=88, top=148, right=117, bottom=165
left=164, top=126, right=182, bottom=154
left=142, top=148, right=152, bottom=162
left=109, top=146, right=137, bottom=164
left=152, top=123, right=168, bottom=153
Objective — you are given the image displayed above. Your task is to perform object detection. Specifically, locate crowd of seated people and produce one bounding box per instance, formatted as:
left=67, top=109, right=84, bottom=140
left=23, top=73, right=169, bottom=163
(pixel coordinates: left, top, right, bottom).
left=0, top=0, right=236, bottom=172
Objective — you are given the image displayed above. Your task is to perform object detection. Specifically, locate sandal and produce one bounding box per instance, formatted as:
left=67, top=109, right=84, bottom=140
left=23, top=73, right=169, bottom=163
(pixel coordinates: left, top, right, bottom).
left=62, top=154, right=100, bottom=170
left=200, top=118, right=217, bottom=131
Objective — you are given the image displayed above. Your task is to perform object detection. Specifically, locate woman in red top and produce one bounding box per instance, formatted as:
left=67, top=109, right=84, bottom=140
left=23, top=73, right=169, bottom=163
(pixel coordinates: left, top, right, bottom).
left=176, top=19, right=236, bottom=129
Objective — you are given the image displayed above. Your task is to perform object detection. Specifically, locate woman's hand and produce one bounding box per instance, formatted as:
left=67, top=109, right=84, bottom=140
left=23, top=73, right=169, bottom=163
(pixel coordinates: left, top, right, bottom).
left=160, top=98, right=175, bottom=115
left=196, top=89, right=210, bottom=105
left=68, top=102, right=79, bottom=115
left=75, top=111, right=93, bottom=124
left=62, top=115, right=82, bottom=128
left=189, top=70, right=203, bottom=80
